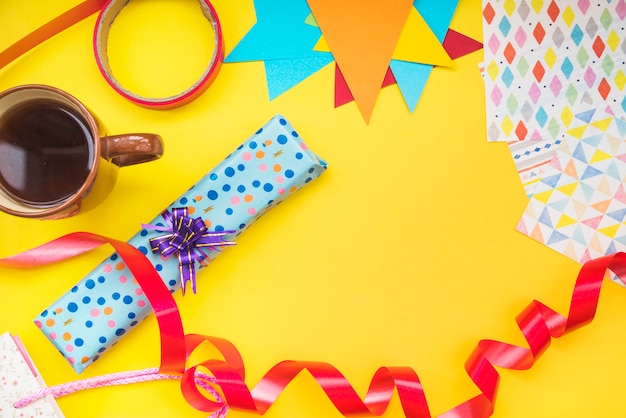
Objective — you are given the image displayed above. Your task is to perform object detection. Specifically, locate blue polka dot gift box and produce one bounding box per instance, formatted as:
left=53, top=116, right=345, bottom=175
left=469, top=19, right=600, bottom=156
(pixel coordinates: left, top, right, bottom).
left=34, top=115, right=328, bottom=373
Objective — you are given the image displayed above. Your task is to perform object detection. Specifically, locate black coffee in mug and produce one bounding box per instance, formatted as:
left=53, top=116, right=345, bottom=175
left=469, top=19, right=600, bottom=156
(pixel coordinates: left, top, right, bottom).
left=0, top=100, right=94, bottom=207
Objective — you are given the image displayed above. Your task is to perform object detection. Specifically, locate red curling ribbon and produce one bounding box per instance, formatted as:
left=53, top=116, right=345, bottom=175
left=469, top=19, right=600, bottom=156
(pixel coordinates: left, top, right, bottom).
left=0, top=0, right=223, bottom=109
left=3, top=232, right=626, bottom=417
left=174, top=253, right=626, bottom=417
left=0, top=232, right=187, bottom=374
left=438, top=252, right=626, bottom=418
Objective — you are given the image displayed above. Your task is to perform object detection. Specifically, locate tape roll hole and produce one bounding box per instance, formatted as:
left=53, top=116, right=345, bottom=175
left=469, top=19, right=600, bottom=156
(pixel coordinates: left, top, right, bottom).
left=103, top=0, right=218, bottom=100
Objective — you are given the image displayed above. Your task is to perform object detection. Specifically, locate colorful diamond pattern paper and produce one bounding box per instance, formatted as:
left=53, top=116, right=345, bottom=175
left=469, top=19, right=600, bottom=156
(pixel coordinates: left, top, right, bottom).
left=517, top=112, right=626, bottom=263
left=482, top=0, right=626, bottom=142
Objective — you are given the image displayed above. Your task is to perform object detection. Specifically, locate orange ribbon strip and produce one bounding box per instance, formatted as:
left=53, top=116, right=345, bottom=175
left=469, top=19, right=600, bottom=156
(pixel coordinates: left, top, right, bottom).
left=2, top=233, right=625, bottom=417
left=1, top=0, right=223, bottom=109
left=0, top=0, right=107, bottom=70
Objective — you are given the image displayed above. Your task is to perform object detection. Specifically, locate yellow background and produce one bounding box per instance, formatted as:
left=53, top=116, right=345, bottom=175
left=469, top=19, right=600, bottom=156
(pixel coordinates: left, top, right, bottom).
left=1, top=0, right=625, bottom=416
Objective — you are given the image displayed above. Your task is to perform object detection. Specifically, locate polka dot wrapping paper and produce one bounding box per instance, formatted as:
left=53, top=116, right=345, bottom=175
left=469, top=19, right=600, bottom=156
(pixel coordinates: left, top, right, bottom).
left=33, top=114, right=328, bottom=374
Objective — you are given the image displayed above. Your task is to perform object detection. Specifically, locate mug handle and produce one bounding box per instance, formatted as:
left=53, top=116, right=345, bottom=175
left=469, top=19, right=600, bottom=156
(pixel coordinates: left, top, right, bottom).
left=100, top=134, right=164, bottom=167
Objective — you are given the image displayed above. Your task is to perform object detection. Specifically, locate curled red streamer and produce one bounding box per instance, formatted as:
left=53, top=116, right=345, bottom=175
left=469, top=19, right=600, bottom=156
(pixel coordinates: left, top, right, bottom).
left=0, top=232, right=187, bottom=374
left=2, top=233, right=625, bottom=417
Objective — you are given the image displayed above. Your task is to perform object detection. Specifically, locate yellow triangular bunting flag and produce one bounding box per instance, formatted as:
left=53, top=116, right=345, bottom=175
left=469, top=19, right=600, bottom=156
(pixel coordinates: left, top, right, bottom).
left=314, top=8, right=453, bottom=67
left=314, top=35, right=330, bottom=53
left=392, top=8, right=453, bottom=66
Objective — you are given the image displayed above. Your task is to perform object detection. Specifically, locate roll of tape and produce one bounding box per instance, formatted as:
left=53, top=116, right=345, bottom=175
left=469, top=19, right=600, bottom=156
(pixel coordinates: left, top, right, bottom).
left=93, top=0, right=224, bottom=108
left=0, top=0, right=223, bottom=109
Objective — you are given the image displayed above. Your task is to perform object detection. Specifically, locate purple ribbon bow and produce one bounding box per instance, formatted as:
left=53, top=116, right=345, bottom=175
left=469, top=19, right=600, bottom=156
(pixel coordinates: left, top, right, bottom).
left=142, top=207, right=236, bottom=294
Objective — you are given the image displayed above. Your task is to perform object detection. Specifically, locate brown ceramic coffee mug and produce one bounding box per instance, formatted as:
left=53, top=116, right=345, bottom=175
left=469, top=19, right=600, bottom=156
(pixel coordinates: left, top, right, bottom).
left=0, top=84, right=163, bottom=219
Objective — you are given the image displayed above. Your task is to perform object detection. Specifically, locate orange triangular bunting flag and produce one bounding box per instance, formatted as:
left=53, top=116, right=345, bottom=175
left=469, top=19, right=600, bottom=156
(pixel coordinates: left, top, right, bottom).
left=307, top=0, right=414, bottom=122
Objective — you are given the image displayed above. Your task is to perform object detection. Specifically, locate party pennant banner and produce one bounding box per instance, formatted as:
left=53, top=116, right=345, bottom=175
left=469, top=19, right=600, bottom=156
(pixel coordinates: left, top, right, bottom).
left=225, top=0, right=485, bottom=120
left=306, top=0, right=414, bottom=122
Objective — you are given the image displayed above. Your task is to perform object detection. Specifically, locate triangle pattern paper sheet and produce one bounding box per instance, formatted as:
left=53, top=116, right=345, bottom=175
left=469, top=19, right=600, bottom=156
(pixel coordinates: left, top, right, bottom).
left=482, top=0, right=626, bottom=142
left=0, top=333, right=63, bottom=417
left=507, top=106, right=616, bottom=197
left=508, top=137, right=564, bottom=197
left=517, top=113, right=626, bottom=263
